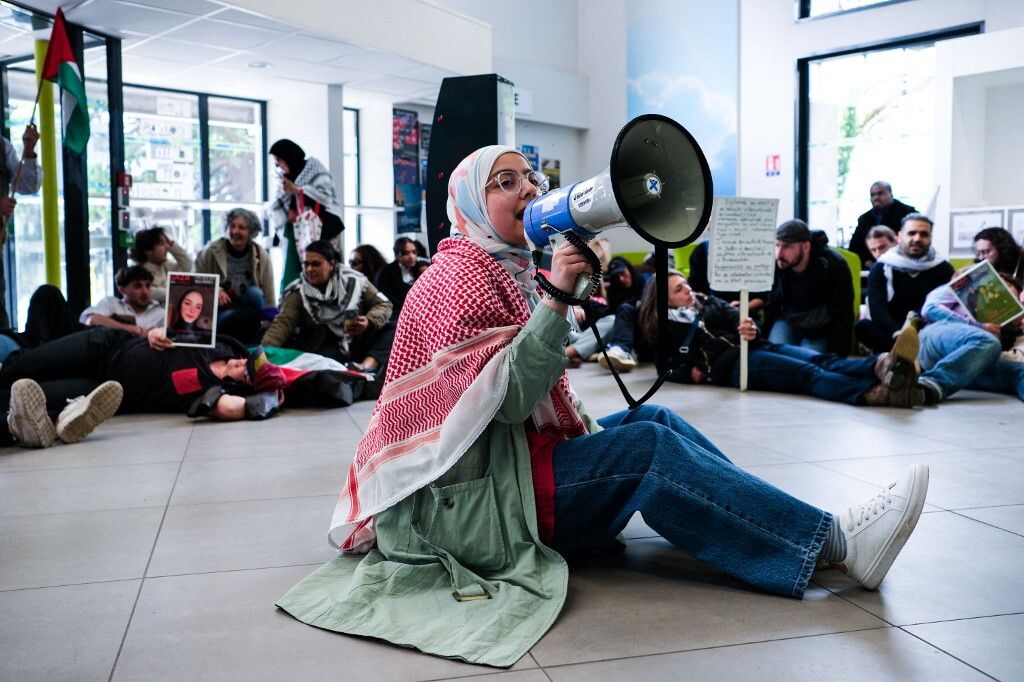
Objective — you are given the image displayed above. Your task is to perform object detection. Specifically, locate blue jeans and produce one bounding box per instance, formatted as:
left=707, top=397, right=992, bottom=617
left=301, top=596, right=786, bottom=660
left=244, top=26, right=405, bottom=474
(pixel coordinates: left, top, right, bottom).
left=919, top=321, right=1001, bottom=400
left=970, top=357, right=1024, bottom=401
left=767, top=319, right=828, bottom=353
left=0, top=334, right=21, bottom=364
left=737, top=342, right=876, bottom=405
left=567, top=314, right=615, bottom=359
left=604, top=303, right=637, bottom=352
left=551, top=405, right=831, bottom=598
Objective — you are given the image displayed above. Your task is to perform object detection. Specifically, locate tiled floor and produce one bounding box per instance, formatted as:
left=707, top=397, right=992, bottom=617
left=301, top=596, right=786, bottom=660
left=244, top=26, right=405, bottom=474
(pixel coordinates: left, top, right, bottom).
left=2, top=363, right=1022, bottom=680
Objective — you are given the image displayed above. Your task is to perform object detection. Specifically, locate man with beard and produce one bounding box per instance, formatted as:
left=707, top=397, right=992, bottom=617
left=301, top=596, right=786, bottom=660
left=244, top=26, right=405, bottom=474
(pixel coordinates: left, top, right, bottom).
left=765, top=219, right=854, bottom=356
left=856, top=214, right=953, bottom=353
left=849, top=181, right=917, bottom=268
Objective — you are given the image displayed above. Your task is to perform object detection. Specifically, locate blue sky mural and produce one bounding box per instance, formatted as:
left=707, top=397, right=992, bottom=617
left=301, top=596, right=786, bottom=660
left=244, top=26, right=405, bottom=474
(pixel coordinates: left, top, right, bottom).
left=627, top=0, right=738, bottom=197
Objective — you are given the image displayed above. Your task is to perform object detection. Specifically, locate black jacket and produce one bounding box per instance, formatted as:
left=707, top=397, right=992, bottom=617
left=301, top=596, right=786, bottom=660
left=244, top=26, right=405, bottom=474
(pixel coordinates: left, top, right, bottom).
left=687, top=240, right=771, bottom=303
left=766, top=231, right=854, bottom=356
left=849, top=199, right=916, bottom=267
left=657, top=295, right=752, bottom=385
left=374, top=261, right=417, bottom=319
left=865, top=259, right=954, bottom=336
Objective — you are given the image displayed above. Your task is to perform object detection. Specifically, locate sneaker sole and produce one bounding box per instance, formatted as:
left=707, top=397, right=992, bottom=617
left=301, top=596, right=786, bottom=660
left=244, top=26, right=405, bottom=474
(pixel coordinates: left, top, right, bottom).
left=9, top=379, right=56, bottom=448
left=56, top=381, right=123, bottom=444
left=884, top=327, right=920, bottom=390
left=860, top=464, right=930, bottom=590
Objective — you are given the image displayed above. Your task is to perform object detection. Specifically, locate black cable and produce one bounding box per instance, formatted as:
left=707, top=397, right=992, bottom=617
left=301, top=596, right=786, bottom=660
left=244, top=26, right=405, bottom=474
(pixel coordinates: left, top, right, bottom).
left=532, top=231, right=602, bottom=306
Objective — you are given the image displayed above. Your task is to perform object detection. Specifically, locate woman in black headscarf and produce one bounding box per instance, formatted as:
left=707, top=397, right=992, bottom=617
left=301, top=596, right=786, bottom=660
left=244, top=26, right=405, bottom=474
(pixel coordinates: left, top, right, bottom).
left=267, top=138, right=345, bottom=288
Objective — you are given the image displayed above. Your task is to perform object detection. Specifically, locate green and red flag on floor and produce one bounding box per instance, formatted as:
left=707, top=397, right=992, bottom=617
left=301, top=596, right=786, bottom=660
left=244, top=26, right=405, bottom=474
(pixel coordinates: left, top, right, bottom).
left=40, top=8, right=89, bottom=154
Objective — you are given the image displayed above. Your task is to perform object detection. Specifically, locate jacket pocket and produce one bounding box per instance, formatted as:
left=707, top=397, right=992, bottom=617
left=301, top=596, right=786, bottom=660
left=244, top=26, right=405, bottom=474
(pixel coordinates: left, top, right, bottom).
left=423, top=475, right=507, bottom=572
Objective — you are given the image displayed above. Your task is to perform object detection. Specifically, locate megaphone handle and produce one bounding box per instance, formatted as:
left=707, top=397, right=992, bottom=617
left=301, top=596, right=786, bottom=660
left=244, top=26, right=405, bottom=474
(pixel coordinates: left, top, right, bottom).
left=532, top=232, right=602, bottom=306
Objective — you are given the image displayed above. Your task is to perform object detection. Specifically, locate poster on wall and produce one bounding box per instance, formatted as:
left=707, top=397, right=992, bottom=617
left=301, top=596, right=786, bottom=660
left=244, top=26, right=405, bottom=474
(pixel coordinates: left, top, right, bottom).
left=541, top=159, right=560, bottom=190
left=393, top=108, right=421, bottom=234
left=519, top=144, right=539, bottom=173
left=419, top=123, right=431, bottom=186
left=626, top=1, right=737, bottom=196
left=949, top=209, right=1005, bottom=255
left=1009, top=209, right=1024, bottom=246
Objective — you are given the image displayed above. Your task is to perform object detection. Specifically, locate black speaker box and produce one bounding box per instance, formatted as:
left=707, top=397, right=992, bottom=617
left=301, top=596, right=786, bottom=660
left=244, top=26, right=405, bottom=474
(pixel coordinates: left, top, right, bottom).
left=425, top=74, right=515, bottom=255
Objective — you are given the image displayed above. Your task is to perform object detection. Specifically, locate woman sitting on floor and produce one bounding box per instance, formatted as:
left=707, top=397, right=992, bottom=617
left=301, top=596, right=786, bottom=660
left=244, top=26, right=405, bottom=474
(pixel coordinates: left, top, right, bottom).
left=633, top=270, right=925, bottom=407
left=276, top=144, right=931, bottom=668
left=262, top=240, right=394, bottom=375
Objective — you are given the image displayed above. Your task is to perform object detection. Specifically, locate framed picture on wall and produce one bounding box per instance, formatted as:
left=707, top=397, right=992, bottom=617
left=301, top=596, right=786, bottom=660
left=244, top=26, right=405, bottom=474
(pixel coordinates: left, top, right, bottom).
left=949, top=209, right=1005, bottom=256
left=1009, top=209, right=1024, bottom=246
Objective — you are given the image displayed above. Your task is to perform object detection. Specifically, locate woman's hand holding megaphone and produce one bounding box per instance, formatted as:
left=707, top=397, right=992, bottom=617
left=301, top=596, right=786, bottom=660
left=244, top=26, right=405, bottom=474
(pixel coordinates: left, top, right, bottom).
left=541, top=240, right=594, bottom=316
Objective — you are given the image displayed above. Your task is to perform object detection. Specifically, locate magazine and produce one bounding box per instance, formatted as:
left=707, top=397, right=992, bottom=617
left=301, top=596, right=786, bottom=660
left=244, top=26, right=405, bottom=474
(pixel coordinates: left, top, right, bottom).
left=165, top=272, right=219, bottom=348
left=948, top=260, right=1024, bottom=326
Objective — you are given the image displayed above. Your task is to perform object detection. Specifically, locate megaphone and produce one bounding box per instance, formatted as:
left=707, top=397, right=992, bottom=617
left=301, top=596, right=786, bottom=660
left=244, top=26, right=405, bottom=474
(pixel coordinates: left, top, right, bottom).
left=524, top=114, right=713, bottom=275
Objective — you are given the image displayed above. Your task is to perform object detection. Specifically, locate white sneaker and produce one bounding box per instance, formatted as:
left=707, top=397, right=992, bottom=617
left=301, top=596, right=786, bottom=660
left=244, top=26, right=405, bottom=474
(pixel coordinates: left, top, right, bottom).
left=7, top=379, right=56, bottom=448
left=837, top=464, right=929, bottom=590
left=598, top=346, right=638, bottom=373
left=56, top=381, right=123, bottom=444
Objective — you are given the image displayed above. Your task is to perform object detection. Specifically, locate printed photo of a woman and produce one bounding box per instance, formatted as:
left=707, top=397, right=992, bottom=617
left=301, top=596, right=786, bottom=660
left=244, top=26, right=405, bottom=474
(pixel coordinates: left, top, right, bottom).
left=166, top=281, right=216, bottom=347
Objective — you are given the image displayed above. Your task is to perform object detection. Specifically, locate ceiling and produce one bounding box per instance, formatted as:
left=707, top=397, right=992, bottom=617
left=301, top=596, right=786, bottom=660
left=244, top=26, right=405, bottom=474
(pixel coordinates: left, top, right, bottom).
left=0, top=0, right=455, bottom=101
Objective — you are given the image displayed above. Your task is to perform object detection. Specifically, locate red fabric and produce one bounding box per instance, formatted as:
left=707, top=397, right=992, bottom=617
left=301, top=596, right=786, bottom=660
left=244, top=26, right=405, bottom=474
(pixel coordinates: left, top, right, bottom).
left=527, top=431, right=561, bottom=545
left=41, top=9, right=75, bottom=81
left=170, top=368, right=202, bottom=395
left=339, top=237, right=585, bottom=527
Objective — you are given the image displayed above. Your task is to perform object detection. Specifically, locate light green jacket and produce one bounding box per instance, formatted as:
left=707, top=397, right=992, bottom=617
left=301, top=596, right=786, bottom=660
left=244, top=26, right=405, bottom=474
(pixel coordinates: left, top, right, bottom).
left=277, top=303, right=599, bottom=667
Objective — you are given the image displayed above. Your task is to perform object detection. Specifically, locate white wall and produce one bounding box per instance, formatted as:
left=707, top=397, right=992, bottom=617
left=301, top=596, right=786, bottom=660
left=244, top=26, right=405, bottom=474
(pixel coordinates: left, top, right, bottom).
left=739, top=0, right=1024, bottom=227
left=983, top=82, right=1024, bottom=207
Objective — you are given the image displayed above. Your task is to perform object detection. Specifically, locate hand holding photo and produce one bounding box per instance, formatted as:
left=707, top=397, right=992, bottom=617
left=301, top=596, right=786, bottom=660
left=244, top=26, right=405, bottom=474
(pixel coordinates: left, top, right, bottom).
left=165, top=272, right=219, bottom=348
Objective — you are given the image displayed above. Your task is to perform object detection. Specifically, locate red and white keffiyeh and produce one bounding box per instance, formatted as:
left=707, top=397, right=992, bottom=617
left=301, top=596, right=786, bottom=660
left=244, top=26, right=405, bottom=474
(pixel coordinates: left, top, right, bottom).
left=329, top=148, right=586, bottom=551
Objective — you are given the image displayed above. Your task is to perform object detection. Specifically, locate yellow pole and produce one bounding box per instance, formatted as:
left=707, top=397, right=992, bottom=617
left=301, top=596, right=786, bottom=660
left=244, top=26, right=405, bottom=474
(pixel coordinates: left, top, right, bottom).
left=33, top=38, right=61, bottom=286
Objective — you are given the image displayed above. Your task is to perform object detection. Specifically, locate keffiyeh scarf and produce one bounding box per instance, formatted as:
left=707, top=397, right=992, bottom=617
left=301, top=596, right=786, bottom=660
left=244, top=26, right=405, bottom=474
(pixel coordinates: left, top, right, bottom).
left=878, top=244, right=940, bottom=301
left=329, top=147, right=586, bottom=552
left=267, top=156, right=342, bottom=232
left=290, top=266, right=366, bottom=355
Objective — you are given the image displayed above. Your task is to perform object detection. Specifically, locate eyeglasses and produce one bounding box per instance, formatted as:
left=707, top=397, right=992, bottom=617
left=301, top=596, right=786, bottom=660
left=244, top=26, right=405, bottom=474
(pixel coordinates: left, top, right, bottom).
left=348, top=259, right=363, bottom=267
left=485, top=169, right=549, bottom=196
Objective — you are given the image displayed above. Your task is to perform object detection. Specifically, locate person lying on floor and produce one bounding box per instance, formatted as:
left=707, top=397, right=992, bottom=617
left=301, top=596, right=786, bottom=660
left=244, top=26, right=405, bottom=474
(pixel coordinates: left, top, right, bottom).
left=275, top=144, right=931, bottom=668
left=262, top=240, right=394, bottom=376
left=633, top=270, right=924, bottom=407
left=915, top=269, right=1024, bottom=404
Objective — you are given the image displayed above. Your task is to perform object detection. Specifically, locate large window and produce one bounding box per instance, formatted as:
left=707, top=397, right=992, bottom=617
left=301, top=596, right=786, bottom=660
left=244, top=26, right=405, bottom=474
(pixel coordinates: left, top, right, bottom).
left=797, top=25, right=982, bottom=247
left=123, top=87, right=265, bottom=257
left=799, top=0, right=910, bottom=20
left=342, top=107, right=360, bottom=253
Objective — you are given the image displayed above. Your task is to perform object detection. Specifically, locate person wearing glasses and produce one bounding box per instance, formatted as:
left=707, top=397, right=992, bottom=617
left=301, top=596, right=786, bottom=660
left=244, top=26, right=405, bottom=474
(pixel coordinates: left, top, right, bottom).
left=347, top=244, right=387, bottom=285
left=277, top=145, right=930, bottom=667
left=373, top=236, right=430, bottom=320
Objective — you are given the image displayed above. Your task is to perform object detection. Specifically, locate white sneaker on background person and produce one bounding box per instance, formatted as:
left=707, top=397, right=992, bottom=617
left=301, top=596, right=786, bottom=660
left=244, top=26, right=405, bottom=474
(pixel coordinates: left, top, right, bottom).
left=7, top=378, right=57, bottom=448
left=598, top=346, right=638, bottom=373
left=837, top=464, right=930, bottom=590
left=55, top=381, right=123, bottom=444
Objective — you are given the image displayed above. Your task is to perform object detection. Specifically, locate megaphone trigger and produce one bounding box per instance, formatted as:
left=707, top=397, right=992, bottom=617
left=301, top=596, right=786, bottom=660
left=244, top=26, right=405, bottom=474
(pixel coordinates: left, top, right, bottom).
left=532, top=231, right=602, bottom=307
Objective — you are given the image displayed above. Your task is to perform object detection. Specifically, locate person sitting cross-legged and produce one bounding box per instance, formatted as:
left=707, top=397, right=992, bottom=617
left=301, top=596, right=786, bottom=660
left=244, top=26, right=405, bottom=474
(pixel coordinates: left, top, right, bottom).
left=262, top=240, right=394, bottom=376
left=856, top=214, right=953, bottom=354
left=80, top=265, right=166, bottom=337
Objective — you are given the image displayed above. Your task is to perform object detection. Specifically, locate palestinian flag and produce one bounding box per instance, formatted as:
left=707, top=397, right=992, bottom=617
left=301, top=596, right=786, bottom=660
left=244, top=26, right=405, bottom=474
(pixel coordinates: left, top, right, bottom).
left=41, top=8, right=89, bottom=154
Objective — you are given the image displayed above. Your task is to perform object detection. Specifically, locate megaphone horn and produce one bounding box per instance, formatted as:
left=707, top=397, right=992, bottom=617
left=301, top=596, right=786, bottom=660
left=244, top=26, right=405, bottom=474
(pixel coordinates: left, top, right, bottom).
left=525, top=114, right=713, bottom=253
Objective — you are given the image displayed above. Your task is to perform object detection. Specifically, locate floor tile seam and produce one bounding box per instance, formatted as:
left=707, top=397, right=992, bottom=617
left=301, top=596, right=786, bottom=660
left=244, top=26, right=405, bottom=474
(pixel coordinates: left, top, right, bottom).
left=108, top=423, right=194, bottom=682
left=899, top=610, right=1024, bottom=628
left=0, top=458, right=187, bottom=476
left=812, top=578, right=903, bottom=627
left=528, top=624, right=894, bottom=671
left=796, top=441, right=966, bottom=463
left=896, top=626, right=1000, bottom=681
left=144, top=560, right=332, bottom=581
left=167, top=492, right=343, bottom=508
left=0, top=504, right=169, bottom=520
left=162, top=492, right=337, bottom=510
left=947, top=509, right=1024, bottom=539
left=415, top=655, right=549, bottom=682
left=0, top=456, right=186, bottom=474
left=860, top=420, right=1008, bottom=449
left=0, top=576, right=142, bottom=594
